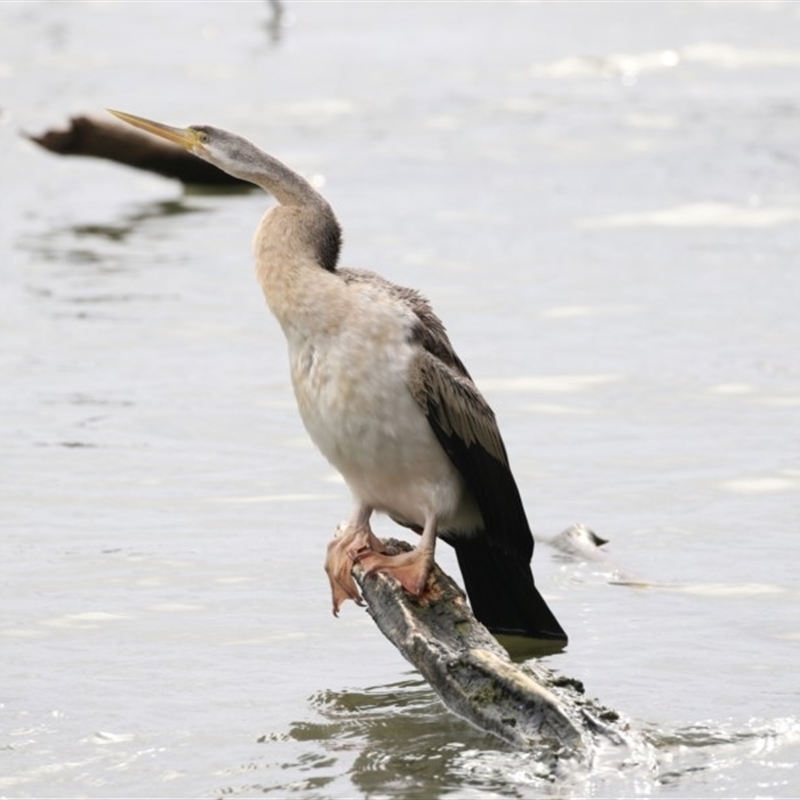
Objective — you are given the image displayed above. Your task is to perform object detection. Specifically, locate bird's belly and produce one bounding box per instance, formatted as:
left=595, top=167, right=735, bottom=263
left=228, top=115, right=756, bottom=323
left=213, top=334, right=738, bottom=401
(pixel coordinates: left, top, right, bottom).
left=289, top=338, right=480, bottom=533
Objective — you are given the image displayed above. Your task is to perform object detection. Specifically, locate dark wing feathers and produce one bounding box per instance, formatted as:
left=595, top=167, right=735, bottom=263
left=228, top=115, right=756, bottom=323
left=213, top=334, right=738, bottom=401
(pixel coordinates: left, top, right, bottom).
left=408, top=351, right=506, bottom=465
left=409, top=350, right=534, bottom=563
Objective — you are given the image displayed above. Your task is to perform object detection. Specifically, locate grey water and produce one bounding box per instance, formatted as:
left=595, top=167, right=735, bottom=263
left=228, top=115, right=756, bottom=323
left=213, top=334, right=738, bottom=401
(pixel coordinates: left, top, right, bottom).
left=2, top=2, right=799, bottom=797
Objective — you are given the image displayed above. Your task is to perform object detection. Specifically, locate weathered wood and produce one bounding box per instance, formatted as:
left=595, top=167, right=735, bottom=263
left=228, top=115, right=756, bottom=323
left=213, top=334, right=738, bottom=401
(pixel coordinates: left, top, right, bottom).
left=26, top=116, right=253, bottom=188
left=352, top=537, right=633, bottom=757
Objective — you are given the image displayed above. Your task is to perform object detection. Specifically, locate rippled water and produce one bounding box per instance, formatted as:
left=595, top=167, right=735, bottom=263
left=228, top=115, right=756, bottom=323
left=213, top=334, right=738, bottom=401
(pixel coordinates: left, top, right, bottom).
left=2, top=2, right=799, bottom=797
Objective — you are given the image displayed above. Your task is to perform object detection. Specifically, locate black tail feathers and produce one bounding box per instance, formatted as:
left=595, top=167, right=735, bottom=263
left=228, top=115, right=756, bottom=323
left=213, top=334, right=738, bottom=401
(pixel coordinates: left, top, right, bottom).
left=453, top=536, right=567, bottom=641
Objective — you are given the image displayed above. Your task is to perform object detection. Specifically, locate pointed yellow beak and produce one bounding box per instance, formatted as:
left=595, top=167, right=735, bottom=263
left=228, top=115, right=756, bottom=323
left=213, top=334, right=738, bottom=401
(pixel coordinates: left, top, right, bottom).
left=107, top=109, right=203, bottom=150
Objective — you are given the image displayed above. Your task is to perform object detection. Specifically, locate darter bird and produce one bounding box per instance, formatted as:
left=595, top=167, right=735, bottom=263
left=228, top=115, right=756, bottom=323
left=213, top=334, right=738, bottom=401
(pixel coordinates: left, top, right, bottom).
left=107, top=109, right=567, bottom=643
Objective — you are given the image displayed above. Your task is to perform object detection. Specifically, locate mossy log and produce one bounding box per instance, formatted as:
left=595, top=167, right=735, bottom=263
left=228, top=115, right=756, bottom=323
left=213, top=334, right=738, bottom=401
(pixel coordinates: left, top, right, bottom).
left=26, top=115, right=251, bottom=187
left=352, top=537, right=632, bottom=757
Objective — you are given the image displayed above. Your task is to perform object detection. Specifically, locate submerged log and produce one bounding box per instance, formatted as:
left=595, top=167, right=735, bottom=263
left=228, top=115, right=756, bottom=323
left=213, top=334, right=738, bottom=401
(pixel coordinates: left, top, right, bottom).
left=26, top=115, right=252, bottom=188
left=351, top=536, right=633, bottom=756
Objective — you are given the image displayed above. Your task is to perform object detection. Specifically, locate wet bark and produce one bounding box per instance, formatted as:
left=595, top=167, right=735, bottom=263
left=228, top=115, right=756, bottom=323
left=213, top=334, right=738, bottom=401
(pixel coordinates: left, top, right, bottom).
left=351, top=538, right=627, bottom=755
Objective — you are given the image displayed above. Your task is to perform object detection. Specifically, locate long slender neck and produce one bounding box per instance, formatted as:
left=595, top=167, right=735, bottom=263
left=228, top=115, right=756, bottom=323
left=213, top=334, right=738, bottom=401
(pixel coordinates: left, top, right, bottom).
left=207, top=134, right=324, bottom=209
left=237, top=152, right=324, bottom=208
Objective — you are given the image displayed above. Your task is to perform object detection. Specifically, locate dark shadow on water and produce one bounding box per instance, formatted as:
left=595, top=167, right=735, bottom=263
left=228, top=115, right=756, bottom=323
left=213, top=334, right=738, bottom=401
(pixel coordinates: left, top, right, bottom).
left=497, top=633, right=568, bottom=661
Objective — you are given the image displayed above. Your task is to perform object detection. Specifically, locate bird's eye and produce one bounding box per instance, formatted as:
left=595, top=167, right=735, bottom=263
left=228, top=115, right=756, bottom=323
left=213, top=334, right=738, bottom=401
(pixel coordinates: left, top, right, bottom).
left=196, top=130, right=210, bottom=144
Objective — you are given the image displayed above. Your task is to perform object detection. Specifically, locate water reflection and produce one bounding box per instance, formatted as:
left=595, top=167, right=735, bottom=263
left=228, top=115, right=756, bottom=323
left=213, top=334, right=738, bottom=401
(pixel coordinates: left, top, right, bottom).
left=286, top=679, right=519, bottom=799
left=19, top=198, right=207, bottom=268
left=69, top=199, right=203, bottom=243
left=16, top=197, right=210, bottom=320
left=264, top=0, right=287, bottom=44
left=239, top=678, right=617, bottom=797
left=243, top=683, right=799, bottom=799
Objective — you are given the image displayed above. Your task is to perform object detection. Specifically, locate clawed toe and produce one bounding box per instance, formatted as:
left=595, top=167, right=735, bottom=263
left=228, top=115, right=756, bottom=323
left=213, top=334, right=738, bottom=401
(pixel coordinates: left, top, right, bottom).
left=348, top=543, right=373, bottom=562
left=325, top=523, right=384, bottom=616
left=328, top=572, right=364, bottom=616
left=325, top=533, right=363, bottom=615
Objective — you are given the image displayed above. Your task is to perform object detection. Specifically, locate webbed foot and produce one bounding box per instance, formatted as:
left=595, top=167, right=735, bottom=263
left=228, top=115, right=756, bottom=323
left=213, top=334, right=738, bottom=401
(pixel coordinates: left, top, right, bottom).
left=354, top=545, right=435, bottom=598
left=324, top=523, right=391, bottom=615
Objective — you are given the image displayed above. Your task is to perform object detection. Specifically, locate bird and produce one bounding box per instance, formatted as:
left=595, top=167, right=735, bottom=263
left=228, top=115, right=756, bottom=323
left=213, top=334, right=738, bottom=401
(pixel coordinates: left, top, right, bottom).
left=107, top=109, right=567, bottom=642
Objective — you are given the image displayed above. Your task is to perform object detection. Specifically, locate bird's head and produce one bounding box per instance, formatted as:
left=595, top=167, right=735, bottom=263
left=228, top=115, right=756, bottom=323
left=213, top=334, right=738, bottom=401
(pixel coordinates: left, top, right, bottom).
left=108, top=108, right=213, bottom=156
left=106, top=109, right=266, bottom=180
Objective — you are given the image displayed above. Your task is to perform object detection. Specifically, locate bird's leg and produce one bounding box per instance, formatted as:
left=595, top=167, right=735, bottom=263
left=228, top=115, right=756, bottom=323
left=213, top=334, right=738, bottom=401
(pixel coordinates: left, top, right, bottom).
left=324, top=504, right=385, bottom=616
left=354, top=513, right=438, bottom=598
